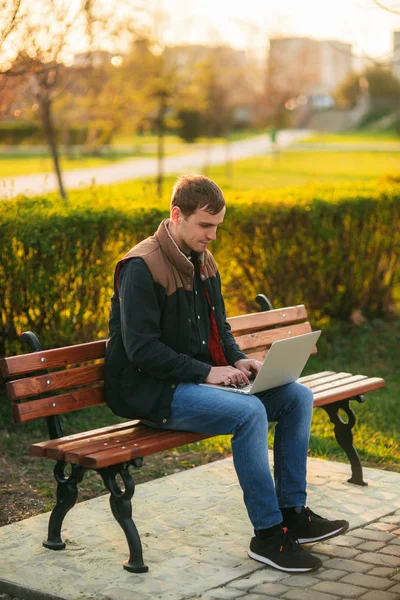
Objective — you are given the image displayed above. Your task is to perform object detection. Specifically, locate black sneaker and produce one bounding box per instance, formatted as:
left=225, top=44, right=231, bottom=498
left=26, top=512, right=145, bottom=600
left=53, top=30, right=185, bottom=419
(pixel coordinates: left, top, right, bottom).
left=248, top=527, right=322, bottom=572
left=284, top=506, right=349, bottom=544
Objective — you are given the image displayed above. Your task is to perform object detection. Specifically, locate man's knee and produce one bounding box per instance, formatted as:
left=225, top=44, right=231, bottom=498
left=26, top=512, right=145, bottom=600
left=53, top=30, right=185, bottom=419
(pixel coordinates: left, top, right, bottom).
left=290, top=382, right=314, bottom=411
left=242, top=395, right=267, bottom=423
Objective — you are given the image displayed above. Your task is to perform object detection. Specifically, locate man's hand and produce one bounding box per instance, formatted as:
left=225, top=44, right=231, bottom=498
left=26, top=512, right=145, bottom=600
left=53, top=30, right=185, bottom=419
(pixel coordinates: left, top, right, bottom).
left=205, top=366, right=250, bottom=386
left=234, top=358, right=262, bottom=378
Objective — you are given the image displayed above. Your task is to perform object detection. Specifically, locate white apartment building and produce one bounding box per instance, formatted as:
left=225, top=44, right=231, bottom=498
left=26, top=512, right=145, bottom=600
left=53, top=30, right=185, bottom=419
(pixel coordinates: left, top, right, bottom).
left=268, top=36, right=352, bottom=103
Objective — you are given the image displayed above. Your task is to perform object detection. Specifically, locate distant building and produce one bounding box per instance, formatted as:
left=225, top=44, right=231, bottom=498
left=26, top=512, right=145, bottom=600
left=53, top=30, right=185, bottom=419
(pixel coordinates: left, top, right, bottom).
left=268, top=36, right=352, bottom=105
left=393, top=31, right=400, bottom=80
left=73, top=50, right=115, bottom=68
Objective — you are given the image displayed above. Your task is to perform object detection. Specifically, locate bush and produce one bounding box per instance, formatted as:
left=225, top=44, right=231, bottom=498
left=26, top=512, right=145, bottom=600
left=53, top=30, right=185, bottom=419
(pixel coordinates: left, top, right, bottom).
left=0, top=122, right=42, bottom=145
left=216, top=182, right=400, bottom=320
left=176, top=110, right=203, bottom=143
left=1, top=180, right=399, bottom=356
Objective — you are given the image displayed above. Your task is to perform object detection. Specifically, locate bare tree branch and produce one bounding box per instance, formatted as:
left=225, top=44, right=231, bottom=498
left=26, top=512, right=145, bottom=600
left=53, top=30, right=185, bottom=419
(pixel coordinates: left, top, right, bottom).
left=371, top=0, right=400, bottom=15
left=0, top=0, right=23, bottom=47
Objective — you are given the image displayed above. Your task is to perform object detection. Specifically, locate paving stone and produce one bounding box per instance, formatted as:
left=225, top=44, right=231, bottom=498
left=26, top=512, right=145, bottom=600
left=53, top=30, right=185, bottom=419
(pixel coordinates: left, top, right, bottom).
left=102, top=588, right=152, bottom=600
left=311, top=543, right=360, bottom=559
left=322, top=558, right=371, bottom=573
left=311, top=580, right=368, bottom=597
left=359, top=591, right=400, bottom=600
left=233, top=595, right=276, bottom=600
left=277, top=574, right=320, bottom=587
left=388, top=583, right=400, bottom=594
left=323, top=535, right=364, bottom=548
left=314, top=569, right=348, bottom=581
left=390, top=538, right=400, bottom=546
left=358, top=541, right=386, bottom=551
left=282, top=589, right=339, bottom=600
left=199, top=587, right=246, bottom=599
left=341, top=573, right=393, bottom=590
left=367, top=566, right=396, bottom=577
left=384, top=516, right=400, bottom=524
left=227, top=570, right=289, bottom=589
left=366, top=523, right=398, bottom=532
left=251, top=582, right=290, bottom=595
left=379, top=545, right=400, bottom=557
left=357, top=552, right=400, bottom=568
left=350, top=529, right=396, bottom=542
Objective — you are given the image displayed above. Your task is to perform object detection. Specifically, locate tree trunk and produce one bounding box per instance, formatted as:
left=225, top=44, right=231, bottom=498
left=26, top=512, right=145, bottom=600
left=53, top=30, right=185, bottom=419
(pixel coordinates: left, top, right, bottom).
left=156, top=95, right=167, bottom=199
left=225, top=128, right=232, bottom=181
left=40, top=98, right=67, bottom=200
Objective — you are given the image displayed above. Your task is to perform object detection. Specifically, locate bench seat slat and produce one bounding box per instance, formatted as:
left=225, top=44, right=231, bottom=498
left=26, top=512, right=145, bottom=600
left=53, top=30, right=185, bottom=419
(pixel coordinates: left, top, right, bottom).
left=30, top=420, right=140, bottom=457
left=236, top=322, right=312, bottom=353
left=13, top=386, right=104, bottom=423
left=312, top=377, right=385, bottom=407
left=55, top=426, right=163, bottom=462
left=302, top=372, right=353, bottom=388
left=227, top=305, right=308, bottom=334
left=0, top=340, right=106, bottom=378
left=309, top=374, right=369, bottom=393
left=7, top=364, right=104, bottom=401
left=81, top=431, right=214, bottom=469
left=298, top=371, right=335, bottom=383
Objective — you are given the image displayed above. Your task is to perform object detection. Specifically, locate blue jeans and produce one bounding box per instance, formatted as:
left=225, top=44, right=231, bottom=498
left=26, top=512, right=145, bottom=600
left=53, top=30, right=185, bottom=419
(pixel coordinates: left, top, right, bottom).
left=160, top=382, right=314, bottom=530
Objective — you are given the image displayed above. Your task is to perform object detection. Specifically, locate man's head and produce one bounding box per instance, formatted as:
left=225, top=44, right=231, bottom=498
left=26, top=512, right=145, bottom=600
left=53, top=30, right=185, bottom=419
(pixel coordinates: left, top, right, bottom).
left=170, top=174, right=226, bottom=217
left=169, top=175, right=226, bottom=254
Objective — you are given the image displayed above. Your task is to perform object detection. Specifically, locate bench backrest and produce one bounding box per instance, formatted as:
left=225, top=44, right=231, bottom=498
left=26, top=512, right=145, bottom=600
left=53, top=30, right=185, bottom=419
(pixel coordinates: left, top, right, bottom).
left=0, top=304, right=312, bottom=425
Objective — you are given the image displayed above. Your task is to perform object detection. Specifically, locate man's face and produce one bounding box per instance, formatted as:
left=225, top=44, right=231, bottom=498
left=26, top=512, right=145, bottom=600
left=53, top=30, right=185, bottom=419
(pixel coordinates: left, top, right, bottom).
left=171, top=205, right=226, bottom=254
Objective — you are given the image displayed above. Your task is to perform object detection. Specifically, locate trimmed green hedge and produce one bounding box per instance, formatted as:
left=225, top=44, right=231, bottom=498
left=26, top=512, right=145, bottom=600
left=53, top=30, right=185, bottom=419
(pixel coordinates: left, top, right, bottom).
left=1, top=180, right=399, bottom=356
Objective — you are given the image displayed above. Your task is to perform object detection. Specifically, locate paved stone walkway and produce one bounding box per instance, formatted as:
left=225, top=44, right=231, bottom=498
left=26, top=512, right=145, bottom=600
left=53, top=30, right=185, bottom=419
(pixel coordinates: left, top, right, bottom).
left=0, top=131, right=308, bottom=198
left=0, top=454, right=399, bottom=600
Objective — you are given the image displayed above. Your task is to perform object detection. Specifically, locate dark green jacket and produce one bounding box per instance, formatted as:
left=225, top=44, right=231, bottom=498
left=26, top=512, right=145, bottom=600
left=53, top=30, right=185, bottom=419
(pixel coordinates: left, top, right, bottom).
left=104, top=219, right=246, bottom=424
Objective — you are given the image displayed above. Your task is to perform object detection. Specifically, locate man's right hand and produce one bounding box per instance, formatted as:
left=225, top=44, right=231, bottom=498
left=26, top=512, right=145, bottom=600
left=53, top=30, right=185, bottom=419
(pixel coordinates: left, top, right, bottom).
left=204, top=366, right=250, bottom=386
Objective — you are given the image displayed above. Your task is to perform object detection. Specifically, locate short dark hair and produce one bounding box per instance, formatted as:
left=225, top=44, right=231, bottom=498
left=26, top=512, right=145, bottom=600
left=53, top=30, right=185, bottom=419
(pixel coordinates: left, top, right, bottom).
left=170, top=174, right=226, bottom=217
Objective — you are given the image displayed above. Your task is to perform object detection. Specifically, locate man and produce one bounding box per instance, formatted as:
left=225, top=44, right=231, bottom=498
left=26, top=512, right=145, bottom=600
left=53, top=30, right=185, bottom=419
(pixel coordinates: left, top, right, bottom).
left=105, top=174, right=349, bottom=573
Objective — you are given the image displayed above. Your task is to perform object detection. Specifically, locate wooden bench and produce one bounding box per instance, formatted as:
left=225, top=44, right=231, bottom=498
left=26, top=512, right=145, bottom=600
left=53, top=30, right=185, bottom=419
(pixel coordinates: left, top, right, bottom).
left=0, top=299, right=385, bottom=573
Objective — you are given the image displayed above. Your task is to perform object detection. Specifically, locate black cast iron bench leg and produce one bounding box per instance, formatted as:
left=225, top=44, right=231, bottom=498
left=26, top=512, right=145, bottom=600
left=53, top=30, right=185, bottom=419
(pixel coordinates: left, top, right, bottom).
left=322, top=396, right=367, bottom=486
left=43, top=462, right=86, bottom=550
left=98, top=462, right=148, bottom=573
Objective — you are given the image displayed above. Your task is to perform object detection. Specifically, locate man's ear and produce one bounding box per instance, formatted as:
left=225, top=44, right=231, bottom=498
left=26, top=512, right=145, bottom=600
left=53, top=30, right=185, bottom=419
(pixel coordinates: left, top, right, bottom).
left=170, top=206, right=182, bottom=225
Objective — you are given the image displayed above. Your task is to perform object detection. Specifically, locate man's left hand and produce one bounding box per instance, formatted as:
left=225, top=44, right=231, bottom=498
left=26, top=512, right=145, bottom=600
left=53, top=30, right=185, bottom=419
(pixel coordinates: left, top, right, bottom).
left=233, top=358, right=262, bottom=378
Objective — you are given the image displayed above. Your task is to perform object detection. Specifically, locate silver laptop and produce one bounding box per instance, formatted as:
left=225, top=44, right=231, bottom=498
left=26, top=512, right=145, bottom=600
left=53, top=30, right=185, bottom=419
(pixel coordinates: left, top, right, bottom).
left=200, top=330, right=321, bottom=395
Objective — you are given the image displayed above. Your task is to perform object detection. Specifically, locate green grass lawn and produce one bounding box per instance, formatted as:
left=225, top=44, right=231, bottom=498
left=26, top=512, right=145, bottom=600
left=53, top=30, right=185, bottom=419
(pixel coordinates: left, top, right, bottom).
left=76, top=148, right=400, bottom=208
left=201, top=150, right=400, bottom=192
left=299, top=131, right=400, bottom=145
left=0, top=149, right=167, bottom=178
left=0, top=130, right=260, bottom=178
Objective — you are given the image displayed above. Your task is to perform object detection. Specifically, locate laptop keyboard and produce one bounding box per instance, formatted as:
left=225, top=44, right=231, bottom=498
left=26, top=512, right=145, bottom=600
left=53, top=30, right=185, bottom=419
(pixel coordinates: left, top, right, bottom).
left=228, top=380, right=254, bottom=392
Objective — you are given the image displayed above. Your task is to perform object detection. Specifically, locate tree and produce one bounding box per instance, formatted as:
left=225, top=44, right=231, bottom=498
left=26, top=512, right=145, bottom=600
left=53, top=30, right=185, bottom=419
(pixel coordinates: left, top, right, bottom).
left=0, top=0, right=141, bottom=199
left=335, top=67, right=400, bottom=110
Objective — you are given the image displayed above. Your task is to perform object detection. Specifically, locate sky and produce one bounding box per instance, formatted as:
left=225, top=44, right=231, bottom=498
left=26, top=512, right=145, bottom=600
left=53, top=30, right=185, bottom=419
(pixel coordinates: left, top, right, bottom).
left=154, top=0, right=400, bottom=62
left=2, top=0, right=399, bottom=68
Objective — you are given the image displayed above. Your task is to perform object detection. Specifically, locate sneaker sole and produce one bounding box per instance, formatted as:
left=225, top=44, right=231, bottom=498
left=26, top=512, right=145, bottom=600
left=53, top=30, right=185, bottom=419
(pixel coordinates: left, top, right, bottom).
left=297, top=522, right=349, bottom=544
left=247, top=549, right=321, bottom=572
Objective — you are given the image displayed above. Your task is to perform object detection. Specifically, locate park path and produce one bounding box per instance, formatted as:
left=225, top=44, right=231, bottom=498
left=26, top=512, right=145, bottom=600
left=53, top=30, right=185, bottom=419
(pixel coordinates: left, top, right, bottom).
left=0, top=454, right=399, bottom=600
left=1, top=130, right=308, bottom=198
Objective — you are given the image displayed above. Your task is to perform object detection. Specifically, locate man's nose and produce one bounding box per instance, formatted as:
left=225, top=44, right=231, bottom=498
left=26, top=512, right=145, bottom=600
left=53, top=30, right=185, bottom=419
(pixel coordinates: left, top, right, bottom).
left=207, top=228, right=217, bottom=240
